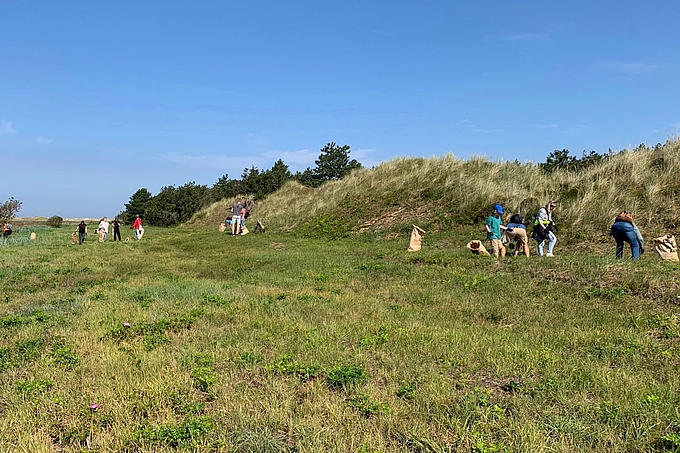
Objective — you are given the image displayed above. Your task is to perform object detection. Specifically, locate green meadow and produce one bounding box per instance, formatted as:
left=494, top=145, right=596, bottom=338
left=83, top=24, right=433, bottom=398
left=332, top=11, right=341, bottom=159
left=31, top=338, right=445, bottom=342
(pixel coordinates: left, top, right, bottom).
left=1, top=224, right=680, bottom=452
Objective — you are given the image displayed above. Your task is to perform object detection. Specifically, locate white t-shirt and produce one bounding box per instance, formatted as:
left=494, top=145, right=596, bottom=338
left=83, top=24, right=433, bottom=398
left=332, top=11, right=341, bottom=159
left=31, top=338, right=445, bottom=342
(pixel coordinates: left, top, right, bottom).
left=99, top=221, right=109, bottom=233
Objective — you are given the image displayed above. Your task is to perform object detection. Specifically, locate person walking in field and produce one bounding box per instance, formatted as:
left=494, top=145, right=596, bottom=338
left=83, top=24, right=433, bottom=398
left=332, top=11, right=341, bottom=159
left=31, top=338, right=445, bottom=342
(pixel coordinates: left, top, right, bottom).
left=112, top=218, right=122, bottom=241
left=77, top=220, right=87, bottom=245
left=611, top=211, right=644, bottom=260
left=485, top=204, right=506, bottom=258
left=504, top=213, right=530, bottom=258
left=132, top=215, right=143, bottom=240
left=2, top=223, right=11, bottom=238
left=532, top=200, right=558, bottom=257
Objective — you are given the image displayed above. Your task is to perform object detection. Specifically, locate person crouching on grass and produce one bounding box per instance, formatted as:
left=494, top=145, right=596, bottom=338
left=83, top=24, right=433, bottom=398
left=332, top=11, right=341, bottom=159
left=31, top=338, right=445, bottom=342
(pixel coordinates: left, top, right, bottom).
left=505, top=213, right=530, bottom=258
left=485, top=204, right=506, bottom=258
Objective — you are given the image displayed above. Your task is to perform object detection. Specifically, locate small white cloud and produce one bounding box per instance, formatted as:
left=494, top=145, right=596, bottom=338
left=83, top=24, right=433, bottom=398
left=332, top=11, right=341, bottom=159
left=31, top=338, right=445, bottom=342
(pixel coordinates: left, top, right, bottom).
left=351, top=148, right=381, bottom=169
left=1, top=120, right=16, bottom=134
left=36, top=136, right=53, bottom=144
left=538, top=123, right=558, bottom=129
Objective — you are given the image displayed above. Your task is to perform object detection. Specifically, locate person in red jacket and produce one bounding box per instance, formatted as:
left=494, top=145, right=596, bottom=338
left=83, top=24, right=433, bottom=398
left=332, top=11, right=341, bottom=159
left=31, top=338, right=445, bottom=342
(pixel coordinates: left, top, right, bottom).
left=132, top=215, right=143, bottom=240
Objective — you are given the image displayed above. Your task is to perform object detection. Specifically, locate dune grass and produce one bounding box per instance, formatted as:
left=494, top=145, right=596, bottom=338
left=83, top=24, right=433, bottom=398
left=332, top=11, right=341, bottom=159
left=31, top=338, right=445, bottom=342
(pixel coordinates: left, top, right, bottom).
left=1, top=224, right=680, bottom=452
left=189, top=139, right=680, bottom=245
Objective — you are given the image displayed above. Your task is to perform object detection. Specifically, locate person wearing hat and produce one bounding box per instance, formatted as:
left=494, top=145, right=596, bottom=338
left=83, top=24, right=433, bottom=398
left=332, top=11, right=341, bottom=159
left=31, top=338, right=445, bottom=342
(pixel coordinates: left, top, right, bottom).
left=485, top=204, right=506, bottom=258
left=532, top=200, right=558, bottom=257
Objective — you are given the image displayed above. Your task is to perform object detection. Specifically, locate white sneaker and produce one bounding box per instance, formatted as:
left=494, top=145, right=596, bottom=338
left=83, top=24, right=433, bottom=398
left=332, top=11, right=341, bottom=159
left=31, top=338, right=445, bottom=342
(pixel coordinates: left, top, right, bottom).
left=546, top=252, right=554, bottom=257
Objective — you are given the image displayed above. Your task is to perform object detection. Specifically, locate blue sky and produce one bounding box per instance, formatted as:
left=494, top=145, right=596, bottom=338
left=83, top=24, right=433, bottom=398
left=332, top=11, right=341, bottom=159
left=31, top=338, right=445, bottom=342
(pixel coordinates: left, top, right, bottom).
left=1, top=1, right=678, bottom=218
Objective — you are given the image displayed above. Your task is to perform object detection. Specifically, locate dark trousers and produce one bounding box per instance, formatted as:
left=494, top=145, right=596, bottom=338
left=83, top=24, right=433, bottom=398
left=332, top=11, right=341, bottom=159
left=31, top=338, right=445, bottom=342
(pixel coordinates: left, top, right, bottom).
left=113, top=227, right=121, bottom=241
left=79, top=232, right=86, bottom=244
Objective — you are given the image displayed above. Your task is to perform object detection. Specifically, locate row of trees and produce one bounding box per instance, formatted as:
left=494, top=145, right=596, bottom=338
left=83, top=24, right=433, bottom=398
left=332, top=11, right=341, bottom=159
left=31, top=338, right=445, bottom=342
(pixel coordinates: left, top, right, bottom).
left=540, top=143, right=665, bottom=173
left=122, top=142, right=363, bottom=226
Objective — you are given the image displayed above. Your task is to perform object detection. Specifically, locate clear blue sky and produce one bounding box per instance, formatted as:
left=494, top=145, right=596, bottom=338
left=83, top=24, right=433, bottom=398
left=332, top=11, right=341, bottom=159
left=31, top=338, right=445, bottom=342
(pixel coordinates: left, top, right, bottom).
left=1, top=1, right=678, bottom=218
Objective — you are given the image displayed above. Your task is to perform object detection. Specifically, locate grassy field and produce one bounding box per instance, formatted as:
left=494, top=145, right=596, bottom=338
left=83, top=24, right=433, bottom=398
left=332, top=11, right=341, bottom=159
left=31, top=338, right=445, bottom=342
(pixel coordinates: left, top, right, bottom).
left=1, top=224, right=680, bottom=452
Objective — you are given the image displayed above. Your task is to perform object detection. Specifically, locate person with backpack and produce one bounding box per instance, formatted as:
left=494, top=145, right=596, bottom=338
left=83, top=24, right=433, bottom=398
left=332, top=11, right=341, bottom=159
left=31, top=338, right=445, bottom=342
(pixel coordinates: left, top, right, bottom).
left=611, top=211, right=643, bottom=260
left=532, top=200, right=558, bottom=257
left=504, top=213, right=530, bottom=258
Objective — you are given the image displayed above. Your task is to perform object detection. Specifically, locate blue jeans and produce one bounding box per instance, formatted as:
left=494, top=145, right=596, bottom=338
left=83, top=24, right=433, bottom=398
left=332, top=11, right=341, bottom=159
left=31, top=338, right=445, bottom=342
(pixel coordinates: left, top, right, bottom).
left=537, top=231, right=556, bottom=256
left=611, top=221, right=640, bottom=259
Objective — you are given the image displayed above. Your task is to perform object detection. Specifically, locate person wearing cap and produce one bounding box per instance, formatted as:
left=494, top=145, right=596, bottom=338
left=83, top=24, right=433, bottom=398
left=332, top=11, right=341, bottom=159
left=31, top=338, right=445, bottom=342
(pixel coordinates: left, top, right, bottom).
left=532, top=200, right=558, bottom=257
left=485, top=204, right=506, bottom=258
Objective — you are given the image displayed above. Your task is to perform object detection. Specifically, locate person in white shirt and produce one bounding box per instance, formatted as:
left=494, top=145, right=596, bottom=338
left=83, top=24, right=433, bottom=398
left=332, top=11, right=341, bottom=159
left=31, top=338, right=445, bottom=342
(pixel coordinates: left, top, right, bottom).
left=98, top=217, right=110, bottom=241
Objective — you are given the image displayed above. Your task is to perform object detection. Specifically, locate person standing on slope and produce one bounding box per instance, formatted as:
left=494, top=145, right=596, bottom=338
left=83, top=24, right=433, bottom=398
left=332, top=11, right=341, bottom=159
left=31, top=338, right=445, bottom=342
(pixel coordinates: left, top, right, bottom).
left=231, top=200, right=243, bottom=235
left=532, top=200, right=558, bottom=257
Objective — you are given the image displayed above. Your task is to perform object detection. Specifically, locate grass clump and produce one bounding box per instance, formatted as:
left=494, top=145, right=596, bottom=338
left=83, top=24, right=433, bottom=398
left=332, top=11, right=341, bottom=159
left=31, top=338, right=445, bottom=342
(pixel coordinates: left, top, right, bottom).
left=325, top=364, right=369, bottom=391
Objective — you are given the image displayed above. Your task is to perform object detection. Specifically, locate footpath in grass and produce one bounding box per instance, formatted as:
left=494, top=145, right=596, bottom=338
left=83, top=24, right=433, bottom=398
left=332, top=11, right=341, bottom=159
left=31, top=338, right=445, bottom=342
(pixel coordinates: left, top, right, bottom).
left=0, top=226, right=679, bottom=452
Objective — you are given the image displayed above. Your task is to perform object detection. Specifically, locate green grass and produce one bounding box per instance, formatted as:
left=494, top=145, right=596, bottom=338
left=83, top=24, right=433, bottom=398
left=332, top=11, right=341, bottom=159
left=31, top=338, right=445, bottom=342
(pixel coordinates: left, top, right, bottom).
left=1, top=225, right=680, bottom=452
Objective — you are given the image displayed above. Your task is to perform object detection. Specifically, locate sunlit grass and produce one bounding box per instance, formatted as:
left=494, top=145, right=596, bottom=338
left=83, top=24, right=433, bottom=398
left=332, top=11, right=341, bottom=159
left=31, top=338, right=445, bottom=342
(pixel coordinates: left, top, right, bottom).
left=1, top=225, right=679, bottom=451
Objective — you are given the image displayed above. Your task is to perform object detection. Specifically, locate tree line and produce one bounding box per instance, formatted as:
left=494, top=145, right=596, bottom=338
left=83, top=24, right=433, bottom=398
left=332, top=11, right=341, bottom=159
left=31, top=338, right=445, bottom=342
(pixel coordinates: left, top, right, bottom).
left=121, top=142, right=363, bottom=226
left=539, top=142, right=665, bottom=173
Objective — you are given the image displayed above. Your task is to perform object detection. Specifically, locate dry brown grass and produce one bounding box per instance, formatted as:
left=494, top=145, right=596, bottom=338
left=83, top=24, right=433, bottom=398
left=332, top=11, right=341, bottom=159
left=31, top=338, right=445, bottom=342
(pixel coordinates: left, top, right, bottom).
left=189, top=139, right=680, bottom=239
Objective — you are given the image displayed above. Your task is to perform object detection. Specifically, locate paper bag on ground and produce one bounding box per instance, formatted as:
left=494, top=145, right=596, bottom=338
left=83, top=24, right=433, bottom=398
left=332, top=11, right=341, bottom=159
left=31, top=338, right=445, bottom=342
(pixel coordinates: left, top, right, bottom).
left=467, top=240, right=491, bottom=256
left=407, top=225, right=426, bottom=252
left=654, top=234, right=679, bottom=262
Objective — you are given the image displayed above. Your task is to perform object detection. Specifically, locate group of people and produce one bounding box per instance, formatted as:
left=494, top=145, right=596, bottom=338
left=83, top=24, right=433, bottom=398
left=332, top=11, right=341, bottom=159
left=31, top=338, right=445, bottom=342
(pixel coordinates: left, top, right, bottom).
left=224, top=200, right=249, bottom=235
left=75, top=215, right=143, bottom=245
left=485, top=201, right=558, bottom=258
left=484, top=200, right=644, bottom=260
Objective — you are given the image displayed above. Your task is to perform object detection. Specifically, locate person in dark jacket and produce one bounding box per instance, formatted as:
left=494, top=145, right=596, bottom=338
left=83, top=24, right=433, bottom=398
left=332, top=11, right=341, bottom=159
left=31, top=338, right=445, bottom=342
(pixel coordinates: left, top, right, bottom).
left=112, top=218, right=122, bottom=241
left=77, top=221, right=87, bottom=245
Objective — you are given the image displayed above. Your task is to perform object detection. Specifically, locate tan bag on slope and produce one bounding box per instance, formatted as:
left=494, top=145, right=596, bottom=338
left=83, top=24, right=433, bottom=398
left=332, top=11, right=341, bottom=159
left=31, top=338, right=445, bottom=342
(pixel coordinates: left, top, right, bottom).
left=407, top=225, right=426, bottom=251
left=654, top=235, right=679, bottom=262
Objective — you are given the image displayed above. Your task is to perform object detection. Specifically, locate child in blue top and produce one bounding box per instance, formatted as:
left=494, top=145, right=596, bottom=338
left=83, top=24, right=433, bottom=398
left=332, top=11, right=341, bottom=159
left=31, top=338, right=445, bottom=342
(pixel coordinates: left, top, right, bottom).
left=485, top=204, right=506, bottom=258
